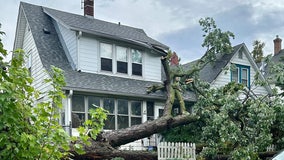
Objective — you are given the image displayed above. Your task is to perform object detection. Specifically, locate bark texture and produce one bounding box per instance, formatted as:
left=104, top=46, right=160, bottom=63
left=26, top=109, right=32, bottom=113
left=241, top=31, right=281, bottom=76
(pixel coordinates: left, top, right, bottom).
left=104, top=114, right=199, bottom=147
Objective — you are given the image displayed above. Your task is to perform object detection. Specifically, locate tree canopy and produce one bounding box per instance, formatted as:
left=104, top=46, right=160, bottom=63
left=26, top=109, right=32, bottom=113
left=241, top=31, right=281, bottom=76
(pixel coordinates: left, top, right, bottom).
left=1, top=17, right=284, bottom=160
left=251, top=40, right=265, bottom=63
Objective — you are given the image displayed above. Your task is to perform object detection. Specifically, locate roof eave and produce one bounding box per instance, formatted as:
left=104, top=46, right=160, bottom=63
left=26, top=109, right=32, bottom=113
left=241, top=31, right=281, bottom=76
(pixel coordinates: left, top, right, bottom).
left=62, top=86, right=166, bottom=100
left=70, top=27, right=168, bottom=56
left=13, top=4, right=26, bottom=51
left=241, top=44, right=273, bottom=94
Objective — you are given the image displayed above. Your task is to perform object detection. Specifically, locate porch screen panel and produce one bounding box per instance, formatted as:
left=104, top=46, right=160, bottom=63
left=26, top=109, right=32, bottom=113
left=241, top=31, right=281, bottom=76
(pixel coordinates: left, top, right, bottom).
left=72, top=95, right=85, bottom=128
left=103, top=98, right=115, bottom=130
left=130, top=101, right=142, bottom=126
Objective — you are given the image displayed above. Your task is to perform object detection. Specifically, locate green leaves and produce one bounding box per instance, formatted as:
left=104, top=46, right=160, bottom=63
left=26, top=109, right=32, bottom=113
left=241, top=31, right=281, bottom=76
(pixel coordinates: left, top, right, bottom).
left=194, top=81, right=276, bottom=159
left=199, top=17, right=234, bottom=62
left=76, top=106, right=108, bottom=143
left=0, top=37, right=107, bottom=159
left=0, top=36, right=71, bottom=159
left=251, top=40, right=265, bottom=63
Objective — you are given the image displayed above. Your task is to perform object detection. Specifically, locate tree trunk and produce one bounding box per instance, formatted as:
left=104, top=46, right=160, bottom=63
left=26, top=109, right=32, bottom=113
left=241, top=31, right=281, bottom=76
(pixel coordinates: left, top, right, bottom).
left=70, top=52, right=201, bottom=159
left=70, top=114, right=199, bottom=159
left=103, top=114, right=199, bottom=147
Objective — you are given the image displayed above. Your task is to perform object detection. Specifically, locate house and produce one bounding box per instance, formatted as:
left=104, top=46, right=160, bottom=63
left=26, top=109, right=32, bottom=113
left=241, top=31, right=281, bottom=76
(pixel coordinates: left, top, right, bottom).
left=183, top=43, right=272, bottom=96
left=13, top=1, right=196, bottom=150
left=262, top=36, right=284, bottom=94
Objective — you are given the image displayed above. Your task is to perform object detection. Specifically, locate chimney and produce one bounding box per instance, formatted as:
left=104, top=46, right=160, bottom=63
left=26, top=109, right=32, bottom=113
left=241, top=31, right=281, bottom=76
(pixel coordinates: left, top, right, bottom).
left=170, top=52, right=179, bottom=66
left=273, top=35, right=282, bottom=55
left=83, top=0, right=94, bottom=17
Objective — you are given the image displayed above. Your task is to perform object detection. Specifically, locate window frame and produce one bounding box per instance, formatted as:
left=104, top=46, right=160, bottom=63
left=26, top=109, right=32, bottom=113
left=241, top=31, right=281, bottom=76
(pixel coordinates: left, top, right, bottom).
left=230, top=64, right=250, bottom=88
left=71, top=95, right=143, bottom=130
left=99, top=42, right=143, bottom=77
left=100, top=42, right=113, bottom=72
left=146, top=101, right=155, bottom=121
left=71, top=95, right=86, bottom=128
left=116, top=46, right=128, bottom=74
left=131, top=49, right=143, bottom=76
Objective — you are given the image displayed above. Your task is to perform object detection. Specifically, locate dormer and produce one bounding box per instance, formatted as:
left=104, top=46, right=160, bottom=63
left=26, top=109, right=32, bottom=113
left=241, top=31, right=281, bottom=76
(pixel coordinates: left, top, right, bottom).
left=42, top=7, right=168, bottom=82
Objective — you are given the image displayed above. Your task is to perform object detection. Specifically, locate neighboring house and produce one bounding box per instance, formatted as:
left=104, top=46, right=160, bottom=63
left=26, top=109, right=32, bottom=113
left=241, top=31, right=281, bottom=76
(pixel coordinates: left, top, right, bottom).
left=13, top=1, right=196, bottom=150
left=183, top=43, right=272, bottom=97
left=262, top=36, right=284, bottom=94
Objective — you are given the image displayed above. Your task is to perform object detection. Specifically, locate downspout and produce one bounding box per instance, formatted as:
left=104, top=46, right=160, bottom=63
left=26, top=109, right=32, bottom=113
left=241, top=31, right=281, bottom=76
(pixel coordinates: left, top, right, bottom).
left=67, top=89, right=73, bottom=136
left=77, top=31, right=82, bottom=71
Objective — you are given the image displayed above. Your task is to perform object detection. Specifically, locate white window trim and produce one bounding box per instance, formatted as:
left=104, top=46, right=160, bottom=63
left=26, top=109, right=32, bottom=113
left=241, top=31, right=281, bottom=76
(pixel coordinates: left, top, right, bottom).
left=99, top=42, right=144, bottom=78
left=231, top=64, right=250, bottom=88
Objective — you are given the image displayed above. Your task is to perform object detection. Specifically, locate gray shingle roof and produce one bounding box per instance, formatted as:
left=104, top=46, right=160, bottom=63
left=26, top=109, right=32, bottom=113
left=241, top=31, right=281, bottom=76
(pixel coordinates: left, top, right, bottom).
left=20, top=2, right=196, bottom=101
left=183, top=44, right=243, bottom=83
left=42, top=7, right=168, bottom=49
left=271, top=50, right=284, bottom=64
left=263, top=50, right=284, bottom=77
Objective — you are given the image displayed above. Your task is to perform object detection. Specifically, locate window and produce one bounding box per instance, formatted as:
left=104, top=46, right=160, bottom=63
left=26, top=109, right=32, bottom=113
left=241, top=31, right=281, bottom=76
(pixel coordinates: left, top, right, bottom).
left=147, top=102, right=154, bottom=121
left=158, top=109, right=164, bottom=118
left=88, top=96, right=100, bottom=119
left=130, top=101, right=142, bottom=126
left=71, top=95, right=143, bottom=130
left=117, top=99, right=129, bottom=129
left=231, top=64, right=250, bottom=88
left=100, top=42, right=143, bottom=77
left=116, top=46, right=128, bottom=74
left=131, top=49, right=142, bottom=76
left=103, top=98, right=115, bottom=130
left=72, top=95, right=100, bottom=128
left=71, top=95, right=85, bottom=128
left=100, top=43, right=113, bottom=72
left=241, top=68, right=248, bottom=86
left=231, top=67, right=239, bottom=83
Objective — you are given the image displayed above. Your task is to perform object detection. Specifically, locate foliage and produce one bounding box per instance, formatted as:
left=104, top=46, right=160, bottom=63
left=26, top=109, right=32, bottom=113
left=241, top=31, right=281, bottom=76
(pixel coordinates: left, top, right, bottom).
left=163, top=17, right=284, bottom=160
left=0, top=26, right=107, bottom=159
left=162, top=121, right=204, bottom=143
left=266, top=56, right=284, bottom=149
left=74, top=106, right=108, bottom=154
left=199, top=17, right=234, bottom=61
left=195, top=81, right=276, bottom=159
left=162, top=17, right=235, bottom=144
left=251, top=40, right=265, bottom=63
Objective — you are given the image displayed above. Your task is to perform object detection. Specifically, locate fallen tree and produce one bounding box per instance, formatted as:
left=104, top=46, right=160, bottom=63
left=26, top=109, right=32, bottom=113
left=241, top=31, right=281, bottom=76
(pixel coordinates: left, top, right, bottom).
left=70, top=50, right=201, bottom=159
left=1, top=17, right=249, bottom=160
left=68, top=17, right=236, bottom=159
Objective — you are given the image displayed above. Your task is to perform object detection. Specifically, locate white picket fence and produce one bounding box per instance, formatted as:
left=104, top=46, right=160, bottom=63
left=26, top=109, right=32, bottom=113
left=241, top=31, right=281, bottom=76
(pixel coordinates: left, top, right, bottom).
left=157, top=142, right=196, bottom=160
left=266, top=144, right=276, bottom=151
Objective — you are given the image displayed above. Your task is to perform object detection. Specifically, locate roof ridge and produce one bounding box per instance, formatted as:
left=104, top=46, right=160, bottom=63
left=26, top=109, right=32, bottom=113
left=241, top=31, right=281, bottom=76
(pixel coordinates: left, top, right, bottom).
left=43, top=6, right=146, bottom=33
left=21, top=1, right=148, bottom=36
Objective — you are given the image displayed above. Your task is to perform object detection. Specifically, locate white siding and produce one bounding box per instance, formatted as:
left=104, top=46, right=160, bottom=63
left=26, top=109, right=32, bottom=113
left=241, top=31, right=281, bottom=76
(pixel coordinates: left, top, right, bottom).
left=144, top=52, right=162, bottom=82
left=78, top=36, right=99, bottom=72
left=211, top=50, right=269, bottom=95
left=77, top=36, right=162, bottom=82
left=22, top=22, right=52, bottom=99
left=54, top=21, right=77, bottom=68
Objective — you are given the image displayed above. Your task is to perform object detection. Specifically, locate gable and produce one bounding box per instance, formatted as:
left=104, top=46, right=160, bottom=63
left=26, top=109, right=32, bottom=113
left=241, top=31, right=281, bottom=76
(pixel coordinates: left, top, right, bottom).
left=211, top=47, right=251, bottom=87
left=211, top=45, right=271, bottom=95
left=183, top=43, right=272, bottom=96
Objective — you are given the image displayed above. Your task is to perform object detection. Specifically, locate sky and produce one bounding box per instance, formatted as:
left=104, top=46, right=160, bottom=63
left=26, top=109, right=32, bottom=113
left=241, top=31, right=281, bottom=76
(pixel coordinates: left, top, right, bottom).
left=1, top=0, right=284, bottom=63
